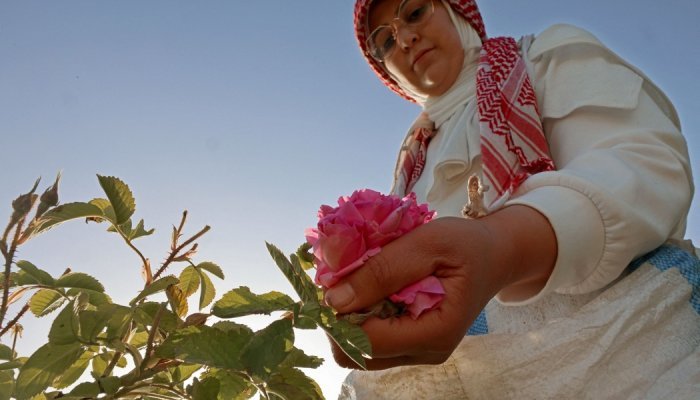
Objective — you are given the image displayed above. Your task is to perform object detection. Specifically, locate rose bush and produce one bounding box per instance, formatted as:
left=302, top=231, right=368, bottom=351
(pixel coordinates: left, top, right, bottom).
left=305, top=189, right=445, bottom=319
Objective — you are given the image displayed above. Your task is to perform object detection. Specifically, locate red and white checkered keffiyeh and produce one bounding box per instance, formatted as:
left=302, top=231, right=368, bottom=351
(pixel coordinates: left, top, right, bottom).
left=354, top=0, right=555, bottom=209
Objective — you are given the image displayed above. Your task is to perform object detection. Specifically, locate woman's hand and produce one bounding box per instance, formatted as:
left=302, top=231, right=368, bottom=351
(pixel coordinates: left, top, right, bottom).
left=325, top=205, right=557, bottom=370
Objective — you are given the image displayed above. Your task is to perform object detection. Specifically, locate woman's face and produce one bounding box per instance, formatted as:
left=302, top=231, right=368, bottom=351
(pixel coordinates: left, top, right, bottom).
left=368, top=0, right=464, bottom=98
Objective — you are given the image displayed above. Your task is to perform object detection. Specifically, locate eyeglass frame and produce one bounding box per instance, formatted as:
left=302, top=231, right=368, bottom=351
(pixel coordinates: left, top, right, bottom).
left=365, top=0, right=436, bottom=63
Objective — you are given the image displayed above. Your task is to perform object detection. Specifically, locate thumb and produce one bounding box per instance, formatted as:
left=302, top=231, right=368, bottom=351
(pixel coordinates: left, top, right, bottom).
left=324, top=226, right=438, bottom=314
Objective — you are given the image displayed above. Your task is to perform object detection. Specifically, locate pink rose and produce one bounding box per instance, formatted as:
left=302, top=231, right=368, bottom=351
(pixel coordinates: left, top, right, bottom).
left=305, top=189, right=444, bottom=319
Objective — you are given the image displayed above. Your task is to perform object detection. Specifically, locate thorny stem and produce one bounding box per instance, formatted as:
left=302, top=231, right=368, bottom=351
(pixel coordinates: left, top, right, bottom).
left=108, top=359, right=181, bottom=399
left=0, top=217, right=26, bottom=329
left=10, top=322, right=21, bottom=360
left=149, top=383, right=192, bottom=399
left=0, top=303, right=28, bottom=338
left=153, top=225, right=210, bottom=281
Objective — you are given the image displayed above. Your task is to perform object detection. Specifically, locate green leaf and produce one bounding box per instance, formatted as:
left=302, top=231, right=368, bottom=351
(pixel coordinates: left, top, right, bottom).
left=266, top=242, right=319, bottom=304
left=88, top=198, right=116, bottom=222
left=128, top=219, right=155, bottom=240
left=240, top=319, right=294, bottom=378
left=104, top=305, right=132, bottom=341
left=207, top=369, right=256, bottom=400
left=15, top=261, right=54, bottom=286
left=267, top=367, right=324, bottom=400
left=155, top=325, right=253, bottom=370
left=295, top=242, right=316, bottom=271
left=14, top=342, right=83, bottom=399
left=0, top=344, right=14, bottom=361
left=0, top=370, right=14, bottom=400
left=133, top=302, right=178, bottom=333
left=212, top=287, right=295, bottom=318
left=99, top=376, right=121, bottom=395
left=196, top=262, right=224, bottom=280
left=0, top=360, right=23, bottom=370
left=51, top=350, right=93, bottom=389
left=97, top=175, right=135, bottom=225
left=68, top=382, right=100, bottom=397
left=280, top=347, right=324, bottom=370
left=66, top=288, right=111, bottom=306
left=55, top=272, right=104, bottom=292
left=178, top=266, right=201, bottom=298
left=320, top=309, right=371, bottom=370
left=192, top=376, right=220, bottom=400
left=171, top=363, right=202, bottom=384
left=129, top=275, right=179, bottom=306
left=166, top=284, right=188, bottom=318
left=48, top=302, right=79, bottom=345
left=212, top=320, right=253, bottom=337
left=198, top=269, right=216, bottom=310
left=28, top=202, right=106, bottom=236
left=29, top=289, right=65, bottom=317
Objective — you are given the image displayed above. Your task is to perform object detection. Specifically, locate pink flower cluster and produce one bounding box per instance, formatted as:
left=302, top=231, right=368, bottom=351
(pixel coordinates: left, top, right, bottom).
left=305, top=189, right=445, bottom=319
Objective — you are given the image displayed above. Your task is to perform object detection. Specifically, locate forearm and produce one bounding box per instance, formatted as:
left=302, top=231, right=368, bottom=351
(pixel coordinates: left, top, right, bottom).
left=476, top=205, right=557, bottom=302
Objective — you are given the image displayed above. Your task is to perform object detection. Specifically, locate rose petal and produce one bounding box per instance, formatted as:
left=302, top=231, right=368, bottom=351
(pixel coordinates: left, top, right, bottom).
left=389, top=276, right=445, bottom=318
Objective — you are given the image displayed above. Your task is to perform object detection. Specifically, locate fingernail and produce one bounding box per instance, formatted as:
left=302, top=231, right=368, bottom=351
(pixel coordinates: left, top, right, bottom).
left=325, top=283, right=355, bottom=309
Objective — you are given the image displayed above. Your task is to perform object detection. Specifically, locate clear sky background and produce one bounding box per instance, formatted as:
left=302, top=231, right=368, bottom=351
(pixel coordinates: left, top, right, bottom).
left=1, top=1, right=698, bottom=398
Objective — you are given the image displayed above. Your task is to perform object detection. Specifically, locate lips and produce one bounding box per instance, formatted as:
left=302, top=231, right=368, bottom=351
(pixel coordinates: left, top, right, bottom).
left=412, top=48, right=434, bottom=68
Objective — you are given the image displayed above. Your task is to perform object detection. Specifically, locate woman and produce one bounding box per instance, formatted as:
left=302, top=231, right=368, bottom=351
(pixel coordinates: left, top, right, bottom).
left=326, top=0, right=699, bottom=398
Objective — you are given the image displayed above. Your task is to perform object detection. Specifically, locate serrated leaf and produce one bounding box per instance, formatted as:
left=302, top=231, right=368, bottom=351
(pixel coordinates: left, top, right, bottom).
left=14, top=342, right=84, bottom=399
left=280, top=347, right=324, bottom=369
left=198, top=269, right=216, bottom=310
left=129, top=219, right=154, bottom=240
left=104, top=305, right=132, bottom=341
left=196, top=262, right=224, bottom=280
left=266, top=242, right=318, bottom=304
left=166, top=285, right=188, bottom=318
left=68, top=382, right=100, bottom=397
left=88, top=198, right=116, bottom=222
left=129, top=275, right=179, bottom=306
left=267, top=367, right=324, bottom=400
left=128, top=330, right=150, bottom=348
left=212, top=287, right=294, bottom=318
left=171, top=363, right=202, bottom=384
left=212, top=321, right=253, bottom=336
left=207, top=369, right=256, bottom=400
left=55, top=272, right=104, bottom=292
left=66, top=288, right=111, bottom=306
left=240, top=319, right=294, bottom=378
left=91, top=353, right=109, bottom=377
left=0, top=344, right=14, bottom=361
left=178, top=266, right=200, bottom=298
left=133, top=302, right=178, bottom=333
left=29, top=289, right=65, bottom=317
left=97, top=175, right=135, bottom=225
left=155, top=325, right=253, bottom=370
left=296, top=242, right=316, bottom=271
left=15, top=261, right=54, bottom=286
left=320, top=309, right=370, bottom=370
left=192, top=376, right=220, bottom=400
left=48, top=302, right=79, bottom=345
left=52, top=350, right=92, bottom=389
left=0, top=370, right=14, bottom=400
left=27, top=202, right=106, bottom=236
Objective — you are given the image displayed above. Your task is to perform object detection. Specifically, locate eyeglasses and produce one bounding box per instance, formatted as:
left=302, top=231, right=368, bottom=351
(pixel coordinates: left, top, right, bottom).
left=366, top=0, right=435, bottom=62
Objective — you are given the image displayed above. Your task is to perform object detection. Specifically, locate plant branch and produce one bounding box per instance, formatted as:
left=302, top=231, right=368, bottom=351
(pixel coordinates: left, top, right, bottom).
left=101, top=351, right=124, bottom=379
left=0, top=217, right=26, bottom=329
left=0, top=302, right=28, bottom=338
left=153, top=225, right=210, bottom=281
left=141, top=302, right=166, bottom=373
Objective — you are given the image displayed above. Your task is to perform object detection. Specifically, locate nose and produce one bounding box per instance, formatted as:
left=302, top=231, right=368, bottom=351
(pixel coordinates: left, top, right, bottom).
left=394, top=25, right=419, bottom=51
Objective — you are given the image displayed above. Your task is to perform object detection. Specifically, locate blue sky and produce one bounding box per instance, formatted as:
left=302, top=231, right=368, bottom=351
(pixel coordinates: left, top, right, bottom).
left=1, top=1, right=698, bottom=398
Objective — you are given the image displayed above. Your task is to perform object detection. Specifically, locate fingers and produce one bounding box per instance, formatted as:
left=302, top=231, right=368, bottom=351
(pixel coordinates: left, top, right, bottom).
left=324, top=223, right=441, bottom=314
